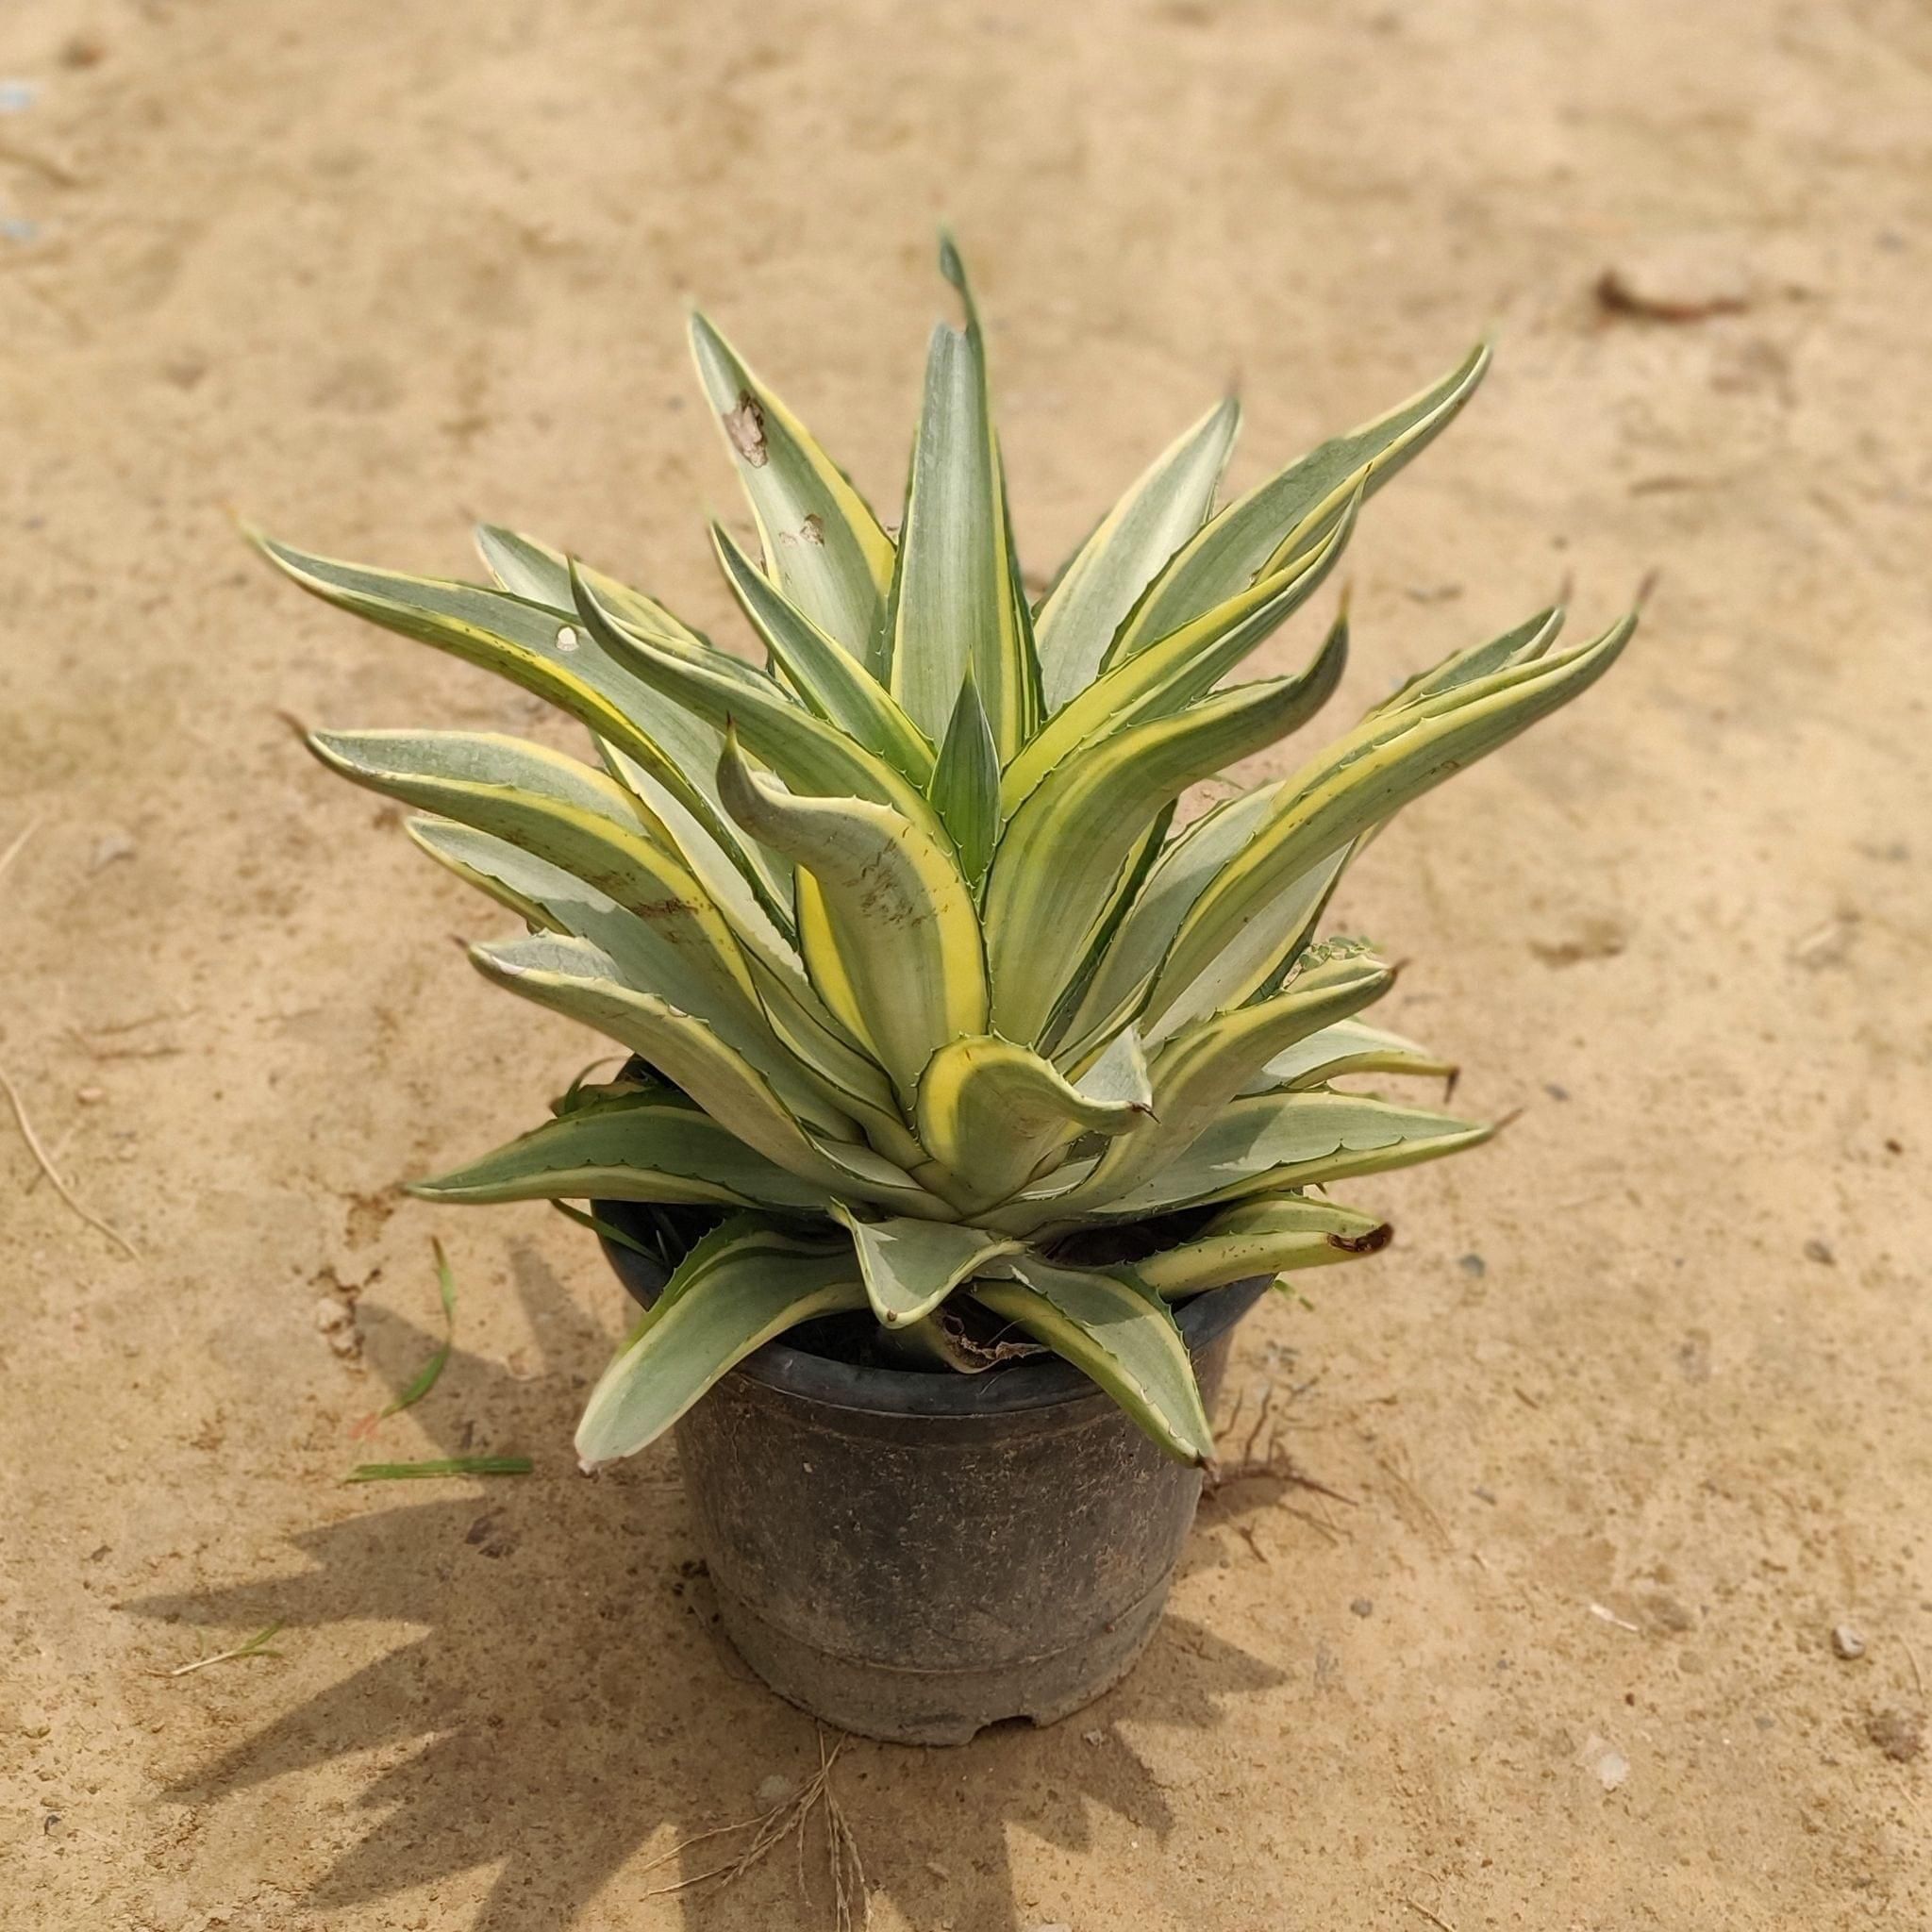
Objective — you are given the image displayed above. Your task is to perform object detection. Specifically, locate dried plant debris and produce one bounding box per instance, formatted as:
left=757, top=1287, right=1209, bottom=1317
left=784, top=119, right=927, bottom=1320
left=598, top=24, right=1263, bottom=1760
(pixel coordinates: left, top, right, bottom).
left=643, top=1731, right=871, bottom=1929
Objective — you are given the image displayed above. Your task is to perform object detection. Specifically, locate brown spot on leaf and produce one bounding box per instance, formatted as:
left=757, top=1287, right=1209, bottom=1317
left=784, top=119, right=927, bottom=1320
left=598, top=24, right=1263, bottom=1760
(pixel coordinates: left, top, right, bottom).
left=723, top=391, right=768, bottom=467
left=1327, top=1223, right=1393, bottom=1256
left=799, top=512, right=824, bottom=545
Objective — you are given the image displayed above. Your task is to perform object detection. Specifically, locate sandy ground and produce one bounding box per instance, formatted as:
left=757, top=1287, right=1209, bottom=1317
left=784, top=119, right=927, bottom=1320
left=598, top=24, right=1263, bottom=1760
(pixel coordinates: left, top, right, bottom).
left=3, top=0, right=1929, bottom=1926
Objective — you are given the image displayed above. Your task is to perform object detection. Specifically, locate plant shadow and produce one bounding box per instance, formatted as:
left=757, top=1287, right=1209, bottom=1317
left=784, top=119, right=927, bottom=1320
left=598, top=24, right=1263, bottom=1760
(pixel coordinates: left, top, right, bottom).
left=130, top=1244, right=1291, bottom=1930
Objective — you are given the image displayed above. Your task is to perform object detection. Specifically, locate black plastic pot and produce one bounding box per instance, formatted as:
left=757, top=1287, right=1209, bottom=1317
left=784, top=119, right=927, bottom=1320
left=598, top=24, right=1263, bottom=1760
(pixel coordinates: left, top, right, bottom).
left=594, top=1199, right=1267, bottom=1746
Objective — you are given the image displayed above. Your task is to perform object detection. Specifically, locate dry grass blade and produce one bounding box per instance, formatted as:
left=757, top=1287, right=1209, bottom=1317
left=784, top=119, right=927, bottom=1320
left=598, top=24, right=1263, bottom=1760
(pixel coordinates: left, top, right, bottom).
left=160, top=1621, right=284, bottom=1677
left=0, top=1060, right=141, bottom=1258
left=0, top=815, right=40, bottom=885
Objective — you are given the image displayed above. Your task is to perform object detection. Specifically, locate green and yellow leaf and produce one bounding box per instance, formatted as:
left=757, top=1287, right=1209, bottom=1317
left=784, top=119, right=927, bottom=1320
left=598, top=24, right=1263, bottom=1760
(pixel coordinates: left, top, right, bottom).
left=1239, top=1017, right=1457, bottom=1094
left=719, top=734, right=988, bottom=1104
left=1034, top=397, right=1240, bottom=711
left=1045, top=1090, right=1493, bottom=1224
left=688, top=312, right=896, bottom=672
left=1157, top=614, right=1637, bottom=1016
left=409, top=1087, right=828, bottom=1210
left=970, top=1257, right=1214, bottom=1464
left=984, top=658, right=1348, bottom=1044
left=573, top=564, right=941, bottom=829
left=914, top=1034, right=1150, bottom=1213
left=575, top=1220, right=869, bottom=1467
left=1136, top=1195, right=1392, bottom=1297
left=1108, top=342, right=1489, bottom=661
left=888, top=239, right=1040, bottom=759
left=710, top=521, right=934, bottom=783
left=827, top=1204, right=1021, bottom=1327
left=469, top=932, right=947, bottom=1211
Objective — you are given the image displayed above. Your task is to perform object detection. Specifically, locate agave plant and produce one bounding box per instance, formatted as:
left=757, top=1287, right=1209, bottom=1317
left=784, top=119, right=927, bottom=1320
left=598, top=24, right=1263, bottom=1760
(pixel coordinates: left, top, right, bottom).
left=261, top=241, right=1631, bottom=1470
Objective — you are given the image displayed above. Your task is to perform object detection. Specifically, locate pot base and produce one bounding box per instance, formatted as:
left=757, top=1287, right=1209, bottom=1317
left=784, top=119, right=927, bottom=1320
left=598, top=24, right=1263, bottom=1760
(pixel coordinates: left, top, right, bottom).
left=707, top=1532, right=1180, bottom=1746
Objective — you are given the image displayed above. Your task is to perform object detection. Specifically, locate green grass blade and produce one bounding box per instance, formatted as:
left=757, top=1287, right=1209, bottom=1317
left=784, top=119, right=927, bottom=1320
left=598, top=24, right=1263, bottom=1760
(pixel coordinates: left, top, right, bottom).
left=379, top=1239, right=458, bottom=1417
left=345, top=1457, right=534, bottom=1482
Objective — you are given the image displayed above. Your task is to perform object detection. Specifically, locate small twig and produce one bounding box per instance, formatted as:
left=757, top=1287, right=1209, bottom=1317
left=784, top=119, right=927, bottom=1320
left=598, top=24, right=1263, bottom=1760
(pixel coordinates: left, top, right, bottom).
left=1899, top=1636, right=1926, bottom=1703
left=1402, top=1900, right=1460, bottom=1932
left=22, top=1120, right=76, bottom=1194
left=159, top=1621, right=283, bottom=1677
left=66, top=1024, right=182, bottom=1060
left=0, top=815, right=40, bottom=885
left=82, top=1007, right=196, bottom=1038
left=0, top=1060, right=140, bottom=1258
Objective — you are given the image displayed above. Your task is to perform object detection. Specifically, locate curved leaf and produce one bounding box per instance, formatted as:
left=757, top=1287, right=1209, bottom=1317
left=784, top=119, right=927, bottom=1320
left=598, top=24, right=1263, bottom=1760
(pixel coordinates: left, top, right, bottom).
left=396, top=818, right=808, bottom=1113
left=1000, top=500, right=1355, bottom=816
left=1067, top=948, right=1396, bottom=1214
left=711, top=521, right=933, bottom=782
left=718, top=736, right=988, bottom=1102
left=1041, top=1090, right=1493, bottom=1224
left=1239, top=1017, right=1457, bottom=1094
left=572, top=566, right=941, bottom=830
left=1053, top=783, right=1281, bottom=1064
left=256, top=533, right=787, bottom=918
left=1141, top=842, right=1350, bottom=1046
left=1370, top=604, right=1564, bottom=717
left=470, top=932, right=946, bottom=1212
left=689, top=312, right=896, bottom=671
left=970, top=1257, right=1213, bottom=1464
left=1035, top=397, right=1241, bottom=712
left=1158, top=614, right=1637, bottom=1016
left=409, top=1089, right=826, bottom=1210
left=914, top=1034, right=1150, bottom=1213
left=474, top=523, right=707, bottom=648
left=1136, top=1195, right=1392, bottom=1297
left=1108, top=341, right=1489, bottom=662
left=309, top=729, right=764, bottom=1023
left=984, top=655, right=1348, bottom=1044
left=827, top=1204, right=1021, bottom=1327
left=575, top=1221, right=868, bottom=1467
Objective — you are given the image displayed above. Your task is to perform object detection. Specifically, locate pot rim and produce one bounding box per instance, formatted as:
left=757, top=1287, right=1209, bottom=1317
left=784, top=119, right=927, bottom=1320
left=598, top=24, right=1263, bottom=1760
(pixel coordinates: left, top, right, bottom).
left=591, top=1197, right=1271, bottom=1421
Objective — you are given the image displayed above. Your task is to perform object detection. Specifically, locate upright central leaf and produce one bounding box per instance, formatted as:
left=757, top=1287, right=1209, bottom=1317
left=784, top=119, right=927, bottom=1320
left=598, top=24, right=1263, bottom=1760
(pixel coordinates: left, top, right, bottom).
left=889, top=242, right=1039, bottom=761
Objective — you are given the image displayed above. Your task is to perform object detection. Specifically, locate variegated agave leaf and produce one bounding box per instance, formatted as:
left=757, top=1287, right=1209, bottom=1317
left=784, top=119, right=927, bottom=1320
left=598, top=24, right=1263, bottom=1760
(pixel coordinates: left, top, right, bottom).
left=265, top=239, right=1630, bottom=1466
